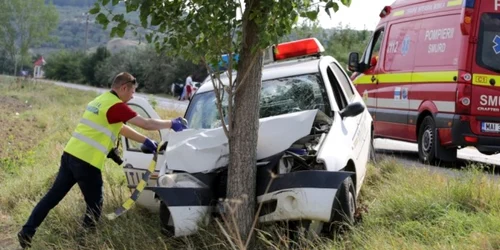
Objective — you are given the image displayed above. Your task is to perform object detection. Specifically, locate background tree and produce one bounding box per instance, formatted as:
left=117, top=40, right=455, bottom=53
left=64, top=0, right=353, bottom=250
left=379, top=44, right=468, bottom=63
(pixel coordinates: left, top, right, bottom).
left=81, top=46, right=111, bottom=86
left=0, top=0, right=59, bottom=76
left=91, top=0, right=352, bottom=245
left=325, top=23, right=370, bottom=72
left=44, top=49, right=86, bottom=83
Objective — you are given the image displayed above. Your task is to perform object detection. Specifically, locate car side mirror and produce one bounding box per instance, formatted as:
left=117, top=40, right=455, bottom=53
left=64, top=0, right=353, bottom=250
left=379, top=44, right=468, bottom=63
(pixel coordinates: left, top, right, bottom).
left=348, top=52, right=360, bottom=72
left=340, top=102, right=365, bottom=119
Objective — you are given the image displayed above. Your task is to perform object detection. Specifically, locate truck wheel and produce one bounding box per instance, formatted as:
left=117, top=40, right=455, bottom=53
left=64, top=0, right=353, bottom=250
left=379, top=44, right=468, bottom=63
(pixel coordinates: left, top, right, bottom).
left=159, top=201, right=174, bottom=236
left=323, top=176, right=356, bottom=235
left=418, top=116, right=436, bottom=164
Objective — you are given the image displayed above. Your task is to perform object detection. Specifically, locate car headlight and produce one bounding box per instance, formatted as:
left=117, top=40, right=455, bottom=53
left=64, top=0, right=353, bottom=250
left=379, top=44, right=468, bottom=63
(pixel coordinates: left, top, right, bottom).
left=157, top=173, right=207, bottom=188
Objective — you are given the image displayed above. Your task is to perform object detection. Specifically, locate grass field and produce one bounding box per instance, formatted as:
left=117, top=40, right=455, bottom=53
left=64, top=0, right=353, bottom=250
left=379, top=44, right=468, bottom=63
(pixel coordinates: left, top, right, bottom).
left=1, top=78, right=500, bottom=250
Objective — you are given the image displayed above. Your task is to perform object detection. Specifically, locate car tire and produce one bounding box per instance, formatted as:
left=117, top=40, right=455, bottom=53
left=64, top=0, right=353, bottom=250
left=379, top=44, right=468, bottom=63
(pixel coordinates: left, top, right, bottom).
left=323, top=176, right=356, bottom=235
left=159, top=201, right=174, bottom=236
left=418, top=116, right=436, bottom=164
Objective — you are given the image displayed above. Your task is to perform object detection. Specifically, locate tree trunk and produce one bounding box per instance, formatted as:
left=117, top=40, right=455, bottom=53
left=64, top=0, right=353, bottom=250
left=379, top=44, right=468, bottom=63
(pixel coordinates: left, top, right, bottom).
left=226, top=0, right=264, bottom=246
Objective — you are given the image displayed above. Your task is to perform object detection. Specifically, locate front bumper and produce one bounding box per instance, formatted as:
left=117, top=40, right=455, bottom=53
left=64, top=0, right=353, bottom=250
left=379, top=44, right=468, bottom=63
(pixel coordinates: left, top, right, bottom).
left=148, top=170, right=354, bottom=236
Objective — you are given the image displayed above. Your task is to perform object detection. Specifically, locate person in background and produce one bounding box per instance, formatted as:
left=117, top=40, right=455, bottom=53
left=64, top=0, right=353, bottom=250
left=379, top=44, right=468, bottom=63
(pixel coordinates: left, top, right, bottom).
left=181, top=74, right=193, bottom=101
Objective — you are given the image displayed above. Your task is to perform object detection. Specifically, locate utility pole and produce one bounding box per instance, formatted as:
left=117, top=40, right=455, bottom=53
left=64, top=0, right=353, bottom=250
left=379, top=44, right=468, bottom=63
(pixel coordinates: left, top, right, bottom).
left=83, top=12, right=89, bottom=52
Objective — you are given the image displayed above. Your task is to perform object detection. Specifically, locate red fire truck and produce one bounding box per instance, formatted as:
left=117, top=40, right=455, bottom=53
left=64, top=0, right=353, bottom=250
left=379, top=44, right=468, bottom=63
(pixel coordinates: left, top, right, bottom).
left=348, top=0, right=500, bottom=164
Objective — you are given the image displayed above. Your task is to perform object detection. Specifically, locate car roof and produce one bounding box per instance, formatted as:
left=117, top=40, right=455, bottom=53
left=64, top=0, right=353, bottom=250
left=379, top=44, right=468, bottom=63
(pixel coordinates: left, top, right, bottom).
left=196, top=56, right=325, bottom=94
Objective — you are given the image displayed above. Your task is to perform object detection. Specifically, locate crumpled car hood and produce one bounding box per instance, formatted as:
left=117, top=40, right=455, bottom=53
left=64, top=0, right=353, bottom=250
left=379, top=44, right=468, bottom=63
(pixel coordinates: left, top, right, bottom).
left=164, top=109, right=319, bottom=173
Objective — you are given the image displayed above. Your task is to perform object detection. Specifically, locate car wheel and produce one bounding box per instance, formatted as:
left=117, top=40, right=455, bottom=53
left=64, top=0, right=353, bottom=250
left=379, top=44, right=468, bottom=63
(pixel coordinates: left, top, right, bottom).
left=159, top=201, right=174, bottom=236
left=324, top=176, right=356, bottom=235
left=418, top=116, right=436, bottom=164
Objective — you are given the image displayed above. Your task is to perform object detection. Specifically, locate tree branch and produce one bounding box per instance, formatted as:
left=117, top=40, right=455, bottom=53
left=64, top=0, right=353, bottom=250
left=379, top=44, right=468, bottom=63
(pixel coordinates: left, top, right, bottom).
left=201, top=56, right=230, bottom=138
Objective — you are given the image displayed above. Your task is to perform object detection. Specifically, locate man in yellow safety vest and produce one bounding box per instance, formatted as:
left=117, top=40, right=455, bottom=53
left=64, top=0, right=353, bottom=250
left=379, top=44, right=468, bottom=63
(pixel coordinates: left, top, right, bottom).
left=17, top=72, right=188, bottom=248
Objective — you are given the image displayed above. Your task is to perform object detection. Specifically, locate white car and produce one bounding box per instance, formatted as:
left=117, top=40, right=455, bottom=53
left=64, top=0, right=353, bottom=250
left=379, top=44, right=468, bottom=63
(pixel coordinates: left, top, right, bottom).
left=120, top=38, right=373, bottom=237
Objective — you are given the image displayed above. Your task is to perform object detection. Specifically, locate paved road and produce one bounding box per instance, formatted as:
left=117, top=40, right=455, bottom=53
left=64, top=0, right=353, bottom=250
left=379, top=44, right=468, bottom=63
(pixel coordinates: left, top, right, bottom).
left=375, top=138, right=500, bottom=178
left=35, top=78, right=500, bottom=172
left=41, top=79, right=190, bottom=113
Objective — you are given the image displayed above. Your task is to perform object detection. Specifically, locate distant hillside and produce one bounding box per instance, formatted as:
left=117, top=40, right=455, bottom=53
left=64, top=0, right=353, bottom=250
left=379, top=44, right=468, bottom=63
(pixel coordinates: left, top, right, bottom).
left=40, top=0, right=142, bottom=54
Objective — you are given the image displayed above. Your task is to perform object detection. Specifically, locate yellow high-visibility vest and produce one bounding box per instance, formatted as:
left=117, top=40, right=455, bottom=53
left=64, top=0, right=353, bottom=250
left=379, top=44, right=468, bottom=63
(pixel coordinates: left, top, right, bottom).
left=64, top=92, right=123, bottom=170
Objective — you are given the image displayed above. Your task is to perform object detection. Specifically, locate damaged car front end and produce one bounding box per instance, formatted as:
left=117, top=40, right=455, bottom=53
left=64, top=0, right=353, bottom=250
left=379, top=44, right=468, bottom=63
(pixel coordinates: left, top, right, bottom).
left=147, top=109, right=358, bottom=237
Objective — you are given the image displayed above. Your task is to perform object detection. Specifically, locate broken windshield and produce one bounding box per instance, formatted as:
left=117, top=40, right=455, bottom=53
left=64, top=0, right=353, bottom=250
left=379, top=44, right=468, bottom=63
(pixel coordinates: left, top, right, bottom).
left=184, top=73, right=330, bottom=129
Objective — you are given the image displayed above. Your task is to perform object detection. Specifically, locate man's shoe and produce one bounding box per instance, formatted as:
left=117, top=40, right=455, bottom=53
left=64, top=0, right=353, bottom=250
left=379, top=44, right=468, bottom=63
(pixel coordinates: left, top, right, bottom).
left=17, top=231, right=32, bottom=249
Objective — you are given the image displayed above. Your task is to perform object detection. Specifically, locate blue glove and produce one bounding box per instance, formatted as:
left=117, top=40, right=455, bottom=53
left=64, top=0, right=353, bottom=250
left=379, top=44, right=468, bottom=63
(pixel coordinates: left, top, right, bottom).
left=171, top=117, right=188, bottom=132
left=143, top=138, right=158, bottom=152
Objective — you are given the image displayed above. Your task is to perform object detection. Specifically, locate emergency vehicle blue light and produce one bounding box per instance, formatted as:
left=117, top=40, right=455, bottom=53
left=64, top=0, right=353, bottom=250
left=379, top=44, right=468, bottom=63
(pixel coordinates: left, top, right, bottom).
left=208, top=53, right=239, bottom=72
left=465, top=0, right=475, bottom=8
left=220, top=53, right=239, bottom=67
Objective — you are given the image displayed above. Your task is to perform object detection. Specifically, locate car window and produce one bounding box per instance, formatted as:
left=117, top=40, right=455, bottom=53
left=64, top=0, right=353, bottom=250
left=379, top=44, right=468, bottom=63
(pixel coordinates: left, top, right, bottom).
left=184, top=73, right=331, bottom=129
left=330, top=62, right=356, bottom=101
left=326, top=66, right=348, bottom=111
left=126, top=104, right=162, bottom=151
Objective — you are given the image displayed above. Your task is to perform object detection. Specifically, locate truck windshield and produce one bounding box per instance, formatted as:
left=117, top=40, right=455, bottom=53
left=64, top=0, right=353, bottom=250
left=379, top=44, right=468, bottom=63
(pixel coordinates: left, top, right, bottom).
left=184, top=73, right=330, bottom=129
left=476, top=13, right=500, bottom=73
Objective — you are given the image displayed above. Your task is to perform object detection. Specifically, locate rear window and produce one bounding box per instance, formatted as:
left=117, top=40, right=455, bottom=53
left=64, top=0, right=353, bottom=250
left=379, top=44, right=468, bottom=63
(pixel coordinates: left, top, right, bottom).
left=476, top=13, right=500, bottom=73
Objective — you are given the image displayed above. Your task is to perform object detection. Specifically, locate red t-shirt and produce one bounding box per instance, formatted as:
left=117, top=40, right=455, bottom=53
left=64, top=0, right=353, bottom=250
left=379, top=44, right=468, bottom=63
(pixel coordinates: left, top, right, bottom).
left=107, top=103, right=138, bottom=124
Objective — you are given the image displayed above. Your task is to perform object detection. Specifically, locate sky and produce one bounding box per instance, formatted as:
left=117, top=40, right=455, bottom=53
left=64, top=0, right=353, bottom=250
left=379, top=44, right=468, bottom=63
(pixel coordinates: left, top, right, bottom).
left=316, top=0, right=396, bottom=30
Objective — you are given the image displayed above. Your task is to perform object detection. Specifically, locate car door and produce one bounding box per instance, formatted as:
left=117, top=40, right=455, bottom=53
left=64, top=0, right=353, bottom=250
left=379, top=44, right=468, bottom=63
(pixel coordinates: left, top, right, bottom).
left=325, top=63, right=362, bottom=156
left=329, top=61, right=369, bottom=166
left=320, top=58, right=366, bottom=191
left=121, top=96, right=170, bottom=211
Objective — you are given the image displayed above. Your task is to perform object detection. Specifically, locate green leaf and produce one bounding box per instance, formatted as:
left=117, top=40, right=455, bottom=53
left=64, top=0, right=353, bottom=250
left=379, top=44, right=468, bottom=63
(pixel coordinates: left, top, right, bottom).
left=88, top=4, right=100, bottom=15
left=159, top=23, right=167, bottom=33
left=151, top=13, right=162, bottom=26
left=330, top=2, right=340, bottom=12
left=112, top=0, right=120, bottom=5
left=112, top=14, right=124, bottom=22
left=118, top=21, right=128, bottom=31
left=116, top=27, right=125, bottom=37
left=341, top=0, right=352, bottom=7
left=96, top=13, right=109, bottom=26
left=126, top=3, right=139, bottom=12
left=325, top=1, right=339, bottom=17
left=110, top=27, right=117, bottom=37
left=102, top=0, right=110, bottom=6
left=145, top=33, right=153, bottom=43
left=141, top=18, right=148, bottom=29
left=291, top=11, right=299, bottom=24
left=305, top=10, right=318, bottom=20
left=333, top=2, right=340, bottom=12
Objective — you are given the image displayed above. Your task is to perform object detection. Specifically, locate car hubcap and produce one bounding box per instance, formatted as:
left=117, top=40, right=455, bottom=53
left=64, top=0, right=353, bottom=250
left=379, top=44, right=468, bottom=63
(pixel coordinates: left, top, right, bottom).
left=422, top=126, right=433, bottom=154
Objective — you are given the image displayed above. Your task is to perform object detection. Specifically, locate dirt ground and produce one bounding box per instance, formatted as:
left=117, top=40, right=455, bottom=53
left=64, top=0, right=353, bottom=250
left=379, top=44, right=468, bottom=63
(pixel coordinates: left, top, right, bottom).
left=0, top=95, right=38, bottom=159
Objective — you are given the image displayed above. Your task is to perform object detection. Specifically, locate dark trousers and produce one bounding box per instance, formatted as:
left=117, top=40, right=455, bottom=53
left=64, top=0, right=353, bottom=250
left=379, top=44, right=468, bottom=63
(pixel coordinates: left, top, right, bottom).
left=21, top=152, right=104, bottom=237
